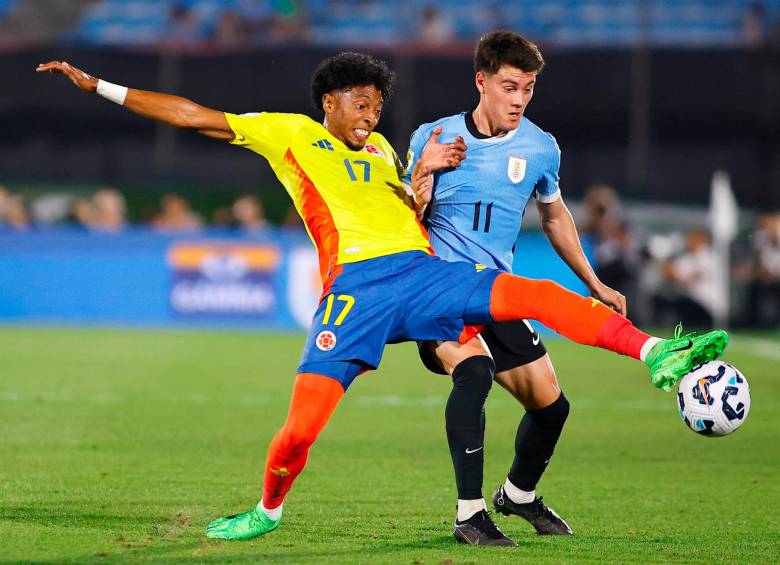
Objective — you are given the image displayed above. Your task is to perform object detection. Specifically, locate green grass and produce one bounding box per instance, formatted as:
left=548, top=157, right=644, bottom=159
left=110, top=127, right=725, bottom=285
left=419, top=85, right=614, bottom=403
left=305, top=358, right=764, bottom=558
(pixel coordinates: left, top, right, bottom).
left=1, top=327, right=778, bottom=563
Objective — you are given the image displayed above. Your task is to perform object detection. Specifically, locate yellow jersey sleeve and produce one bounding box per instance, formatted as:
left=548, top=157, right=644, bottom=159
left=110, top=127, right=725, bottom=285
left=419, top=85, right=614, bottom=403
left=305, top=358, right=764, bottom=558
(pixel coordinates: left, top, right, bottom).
left=224, top=112, right=308, bottom=163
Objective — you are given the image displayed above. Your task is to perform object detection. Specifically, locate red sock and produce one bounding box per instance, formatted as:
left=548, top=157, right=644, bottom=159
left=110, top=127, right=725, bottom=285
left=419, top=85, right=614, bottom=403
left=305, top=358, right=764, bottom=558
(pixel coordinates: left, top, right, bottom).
left=489, top=273, right=650, bottom=360
left=595, top=309, right=652, bottom=360
left=262, top=373, right=345, bottom=509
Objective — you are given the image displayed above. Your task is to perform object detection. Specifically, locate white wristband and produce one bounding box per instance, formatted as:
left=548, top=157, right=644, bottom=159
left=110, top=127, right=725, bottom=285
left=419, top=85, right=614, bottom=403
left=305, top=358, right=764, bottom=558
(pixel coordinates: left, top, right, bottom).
left=96, top=79, right=128, bottom=106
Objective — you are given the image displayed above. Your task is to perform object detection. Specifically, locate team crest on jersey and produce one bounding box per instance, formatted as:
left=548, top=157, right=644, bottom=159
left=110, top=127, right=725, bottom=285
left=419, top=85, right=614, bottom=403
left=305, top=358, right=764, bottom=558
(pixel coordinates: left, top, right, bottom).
left=507, top=156, right=527, bottom=184
left=403, top=150, right=414, bottom=175
left=316, top=330, right=337, bottom=351
left=363, top=144, right=384, bottom=157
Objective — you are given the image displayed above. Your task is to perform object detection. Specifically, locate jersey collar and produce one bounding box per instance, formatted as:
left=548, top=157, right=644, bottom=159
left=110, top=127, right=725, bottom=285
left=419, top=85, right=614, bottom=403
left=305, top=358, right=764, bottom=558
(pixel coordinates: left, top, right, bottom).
left=463, top=110, right=521, bottom=144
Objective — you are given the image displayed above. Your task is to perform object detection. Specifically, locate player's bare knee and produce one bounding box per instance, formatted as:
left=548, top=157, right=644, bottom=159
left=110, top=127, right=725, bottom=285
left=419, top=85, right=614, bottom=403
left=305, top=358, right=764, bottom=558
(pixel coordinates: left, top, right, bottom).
left=435, top=338, right=491, bottom=375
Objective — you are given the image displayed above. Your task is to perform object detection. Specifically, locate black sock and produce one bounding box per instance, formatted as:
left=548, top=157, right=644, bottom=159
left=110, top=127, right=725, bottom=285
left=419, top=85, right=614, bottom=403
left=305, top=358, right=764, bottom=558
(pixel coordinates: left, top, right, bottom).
left=446, top=355, right=495, bottom=500
left=508, top=392, right=570, bottom=492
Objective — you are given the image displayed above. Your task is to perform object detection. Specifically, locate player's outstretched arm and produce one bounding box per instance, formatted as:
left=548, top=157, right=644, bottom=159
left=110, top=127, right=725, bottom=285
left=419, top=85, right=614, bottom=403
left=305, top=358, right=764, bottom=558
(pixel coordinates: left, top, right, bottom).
left=36, top=60, right=234, bottom=140
left=538, top=197, right=627, bottom=315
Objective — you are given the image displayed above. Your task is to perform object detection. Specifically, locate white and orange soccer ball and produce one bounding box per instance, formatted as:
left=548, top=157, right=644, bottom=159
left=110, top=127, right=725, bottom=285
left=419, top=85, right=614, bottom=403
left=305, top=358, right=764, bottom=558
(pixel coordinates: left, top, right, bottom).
left=677, top=361, right=750, bottom=437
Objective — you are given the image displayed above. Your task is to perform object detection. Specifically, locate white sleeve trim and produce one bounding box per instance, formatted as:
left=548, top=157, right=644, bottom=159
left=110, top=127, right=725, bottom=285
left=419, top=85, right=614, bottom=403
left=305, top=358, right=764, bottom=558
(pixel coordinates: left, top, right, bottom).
left=535, top=188, right=561, bottom=203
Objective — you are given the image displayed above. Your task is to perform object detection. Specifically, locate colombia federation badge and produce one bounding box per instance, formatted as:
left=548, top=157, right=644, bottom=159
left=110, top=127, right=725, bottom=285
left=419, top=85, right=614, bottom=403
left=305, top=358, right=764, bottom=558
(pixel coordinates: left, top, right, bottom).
left=316, top=330, right=337, bottom=351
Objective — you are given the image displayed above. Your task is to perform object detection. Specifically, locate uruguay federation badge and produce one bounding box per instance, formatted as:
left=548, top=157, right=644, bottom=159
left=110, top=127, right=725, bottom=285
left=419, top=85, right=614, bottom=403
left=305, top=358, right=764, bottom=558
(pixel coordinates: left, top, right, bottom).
left=507, top=156, right=527, bottom=184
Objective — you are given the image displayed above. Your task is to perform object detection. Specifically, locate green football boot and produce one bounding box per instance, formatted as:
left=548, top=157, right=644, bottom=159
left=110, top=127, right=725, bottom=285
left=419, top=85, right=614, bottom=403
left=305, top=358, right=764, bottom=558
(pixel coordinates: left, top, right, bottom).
left=205, top=502, right=281, bottom=540
left=645, top=323, right=729, bottom=391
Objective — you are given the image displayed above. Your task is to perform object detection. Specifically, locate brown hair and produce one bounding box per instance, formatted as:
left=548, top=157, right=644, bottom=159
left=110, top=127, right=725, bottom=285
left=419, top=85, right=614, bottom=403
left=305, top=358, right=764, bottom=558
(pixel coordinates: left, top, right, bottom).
left=474, top=30, right=544, bottom=75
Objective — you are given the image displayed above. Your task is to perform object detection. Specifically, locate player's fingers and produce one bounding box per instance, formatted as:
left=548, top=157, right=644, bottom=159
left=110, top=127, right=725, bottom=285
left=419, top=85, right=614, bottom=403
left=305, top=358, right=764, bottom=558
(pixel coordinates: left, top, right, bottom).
left=452, top=138, right=467, bottom=152
left=610, top=293, right=625, bottom=316
left=36, top=62, right=64, bottom=74
left=36, top=60, right=61, bottom=70
left=429, top=125, right=443, bottom=143
left=449, top=147, right=466, bottom=162
left=412, top=161, right=431, bottom=178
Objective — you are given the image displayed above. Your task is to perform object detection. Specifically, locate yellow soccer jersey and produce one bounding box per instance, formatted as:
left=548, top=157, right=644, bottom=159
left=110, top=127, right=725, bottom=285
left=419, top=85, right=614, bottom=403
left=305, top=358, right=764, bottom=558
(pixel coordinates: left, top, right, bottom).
left=225, top=112, right=432, bottom=283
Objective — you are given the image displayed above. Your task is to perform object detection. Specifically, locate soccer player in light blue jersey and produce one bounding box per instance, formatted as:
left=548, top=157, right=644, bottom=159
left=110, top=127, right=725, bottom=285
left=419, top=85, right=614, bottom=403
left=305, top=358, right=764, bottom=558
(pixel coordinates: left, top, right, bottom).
left=405, top=31, right=628, bottom=545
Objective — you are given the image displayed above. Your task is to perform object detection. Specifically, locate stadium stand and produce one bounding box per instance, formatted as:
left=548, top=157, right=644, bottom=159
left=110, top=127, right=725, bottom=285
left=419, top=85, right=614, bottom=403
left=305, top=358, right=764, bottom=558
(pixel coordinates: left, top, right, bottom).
left=57, top=0, right=780, bottom=47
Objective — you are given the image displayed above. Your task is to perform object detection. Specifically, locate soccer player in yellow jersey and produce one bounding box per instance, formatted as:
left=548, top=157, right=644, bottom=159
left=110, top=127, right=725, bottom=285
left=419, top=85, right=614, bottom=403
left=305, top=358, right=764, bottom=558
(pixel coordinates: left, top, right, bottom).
left=38, top=52, right=728, bottom=543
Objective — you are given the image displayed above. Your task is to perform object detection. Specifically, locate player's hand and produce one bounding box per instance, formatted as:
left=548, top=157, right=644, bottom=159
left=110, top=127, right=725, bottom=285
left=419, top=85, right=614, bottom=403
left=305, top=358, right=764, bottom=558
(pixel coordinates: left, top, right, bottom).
left=36, top=60, right=98, bottom=92
left=590, top=282, right=627, bottom=317
left=411, top=160, right=434, bottom=209
left=420, top=125, right=467, bottom=172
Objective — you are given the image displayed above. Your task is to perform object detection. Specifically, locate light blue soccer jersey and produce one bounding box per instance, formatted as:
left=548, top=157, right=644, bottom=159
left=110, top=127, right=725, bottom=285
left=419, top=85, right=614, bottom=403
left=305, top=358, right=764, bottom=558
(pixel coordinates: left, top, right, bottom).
left=403, top=112, right=561, bottom=272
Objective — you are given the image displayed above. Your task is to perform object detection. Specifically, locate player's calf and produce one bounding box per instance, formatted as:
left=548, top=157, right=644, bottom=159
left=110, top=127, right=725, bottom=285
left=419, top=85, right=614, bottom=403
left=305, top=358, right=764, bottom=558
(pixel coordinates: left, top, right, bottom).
left=446, top=356, right=495, bottom=502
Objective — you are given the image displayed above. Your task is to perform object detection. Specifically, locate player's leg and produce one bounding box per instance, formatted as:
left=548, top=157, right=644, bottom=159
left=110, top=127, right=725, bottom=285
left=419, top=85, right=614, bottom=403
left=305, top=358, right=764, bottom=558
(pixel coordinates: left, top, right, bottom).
left=492, top=356, right=573, bottom=535
left=475, top=320, right=572, bottom=535
left=480, top=273, right=728, bottom=390
left=206, top=258, right=395, bottom=540
left=262, top=372, right=347, bottom=509
left=206, top=366, right=360, bottom=540
left=421, top=338, right=517, bottom=547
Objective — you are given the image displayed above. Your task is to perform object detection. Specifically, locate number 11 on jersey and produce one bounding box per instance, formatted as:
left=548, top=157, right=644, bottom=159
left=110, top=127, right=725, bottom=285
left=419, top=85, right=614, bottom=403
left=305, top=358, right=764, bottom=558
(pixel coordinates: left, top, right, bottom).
left=473, top=201, right=493, bottom=233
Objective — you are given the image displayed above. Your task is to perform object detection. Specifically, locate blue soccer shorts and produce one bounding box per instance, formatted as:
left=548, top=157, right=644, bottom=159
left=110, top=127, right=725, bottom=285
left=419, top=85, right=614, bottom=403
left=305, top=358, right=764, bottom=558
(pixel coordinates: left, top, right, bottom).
left=298, top=251, right=500, bottom=389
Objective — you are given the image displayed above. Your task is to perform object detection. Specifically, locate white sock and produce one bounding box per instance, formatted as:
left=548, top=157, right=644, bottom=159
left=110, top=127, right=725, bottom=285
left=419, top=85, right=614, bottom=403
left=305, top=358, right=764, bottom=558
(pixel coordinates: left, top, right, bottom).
left=258, top=500, right=283, bottom=521
left=503, top=478, right=535, bottom=504
left=457, top=498, right=486, bottom=522
left=640, top=337, right=663, bottom=362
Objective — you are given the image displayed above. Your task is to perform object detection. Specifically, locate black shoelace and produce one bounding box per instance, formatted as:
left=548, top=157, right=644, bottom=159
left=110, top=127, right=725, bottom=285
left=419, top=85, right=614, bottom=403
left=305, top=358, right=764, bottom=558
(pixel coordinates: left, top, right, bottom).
left=474, top=510, right=504, bottom=539
left=531, top=497, right=556, bottom=519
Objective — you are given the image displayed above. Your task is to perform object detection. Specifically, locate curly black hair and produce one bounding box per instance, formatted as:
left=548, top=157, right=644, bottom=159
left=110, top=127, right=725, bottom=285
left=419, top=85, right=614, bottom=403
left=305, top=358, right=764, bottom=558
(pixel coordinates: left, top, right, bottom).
left=310, top=52, right=396, bottom=111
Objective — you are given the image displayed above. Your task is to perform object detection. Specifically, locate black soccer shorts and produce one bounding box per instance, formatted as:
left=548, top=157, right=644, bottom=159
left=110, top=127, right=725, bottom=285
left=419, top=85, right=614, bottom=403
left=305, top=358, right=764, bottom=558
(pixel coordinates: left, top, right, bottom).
left=417, top=319, right=547, bottom=375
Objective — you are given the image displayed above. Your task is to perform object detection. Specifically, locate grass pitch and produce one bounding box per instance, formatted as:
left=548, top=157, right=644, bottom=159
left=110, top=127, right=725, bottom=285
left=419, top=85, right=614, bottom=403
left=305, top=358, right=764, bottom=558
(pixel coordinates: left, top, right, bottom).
left=1, top=327, right=778, bottom=563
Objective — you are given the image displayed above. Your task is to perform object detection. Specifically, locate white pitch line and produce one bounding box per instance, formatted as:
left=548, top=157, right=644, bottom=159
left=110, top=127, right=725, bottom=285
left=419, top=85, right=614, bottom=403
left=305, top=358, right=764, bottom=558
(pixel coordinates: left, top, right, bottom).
left=0, top=391, right=271, bottom=405
left=354, top=395, right=445, bottom=408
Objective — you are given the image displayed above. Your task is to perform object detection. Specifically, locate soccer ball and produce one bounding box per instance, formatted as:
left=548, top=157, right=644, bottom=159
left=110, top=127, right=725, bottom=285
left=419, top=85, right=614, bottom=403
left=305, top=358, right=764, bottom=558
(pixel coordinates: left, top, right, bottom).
left=677, top=361, right=750, bottom=436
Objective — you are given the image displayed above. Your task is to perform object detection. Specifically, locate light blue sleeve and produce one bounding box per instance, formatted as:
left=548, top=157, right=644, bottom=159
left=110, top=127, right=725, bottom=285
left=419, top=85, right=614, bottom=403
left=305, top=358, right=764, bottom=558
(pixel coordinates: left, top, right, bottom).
left=401, top=125, right=432, bottom=185
left=534, top=133, right=562, bottom=203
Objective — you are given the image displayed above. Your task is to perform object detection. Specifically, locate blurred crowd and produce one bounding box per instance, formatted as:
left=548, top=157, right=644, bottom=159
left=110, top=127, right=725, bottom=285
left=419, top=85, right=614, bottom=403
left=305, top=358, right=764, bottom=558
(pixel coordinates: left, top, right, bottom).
left=577, top=184, right=779, bottom=329
left=0, top=184, right=303, bottom=234
left=1, top=183, right=778, bottom=329
left=1, top=0, right=780, bottom=49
